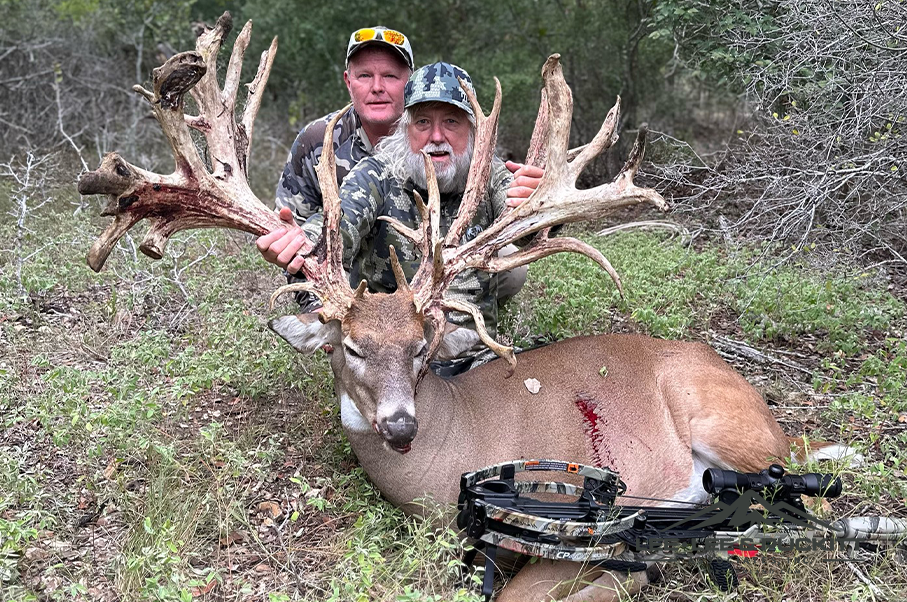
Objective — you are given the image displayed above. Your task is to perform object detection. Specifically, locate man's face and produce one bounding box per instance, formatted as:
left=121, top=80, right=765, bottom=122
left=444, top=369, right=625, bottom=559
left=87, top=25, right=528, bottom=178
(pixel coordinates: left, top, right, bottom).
left=344, top=47, right=410, bottom=134
left=407, top=103, right=472, bottom=175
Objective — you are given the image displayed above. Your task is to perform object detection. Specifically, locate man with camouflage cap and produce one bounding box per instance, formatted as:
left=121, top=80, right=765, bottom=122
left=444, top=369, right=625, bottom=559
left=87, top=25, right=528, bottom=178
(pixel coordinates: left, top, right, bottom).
left=260, top=62, right=543, bottom=369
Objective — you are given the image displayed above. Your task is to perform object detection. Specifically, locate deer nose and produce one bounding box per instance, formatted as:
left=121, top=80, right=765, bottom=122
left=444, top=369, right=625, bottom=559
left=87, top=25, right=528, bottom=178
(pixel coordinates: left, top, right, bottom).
left=382, top=411, right=418, bottom=449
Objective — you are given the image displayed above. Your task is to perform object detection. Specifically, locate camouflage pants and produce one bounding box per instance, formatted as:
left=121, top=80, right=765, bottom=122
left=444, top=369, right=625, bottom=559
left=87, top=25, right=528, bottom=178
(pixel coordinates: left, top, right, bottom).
left=495, top=244, right=528, bottom=303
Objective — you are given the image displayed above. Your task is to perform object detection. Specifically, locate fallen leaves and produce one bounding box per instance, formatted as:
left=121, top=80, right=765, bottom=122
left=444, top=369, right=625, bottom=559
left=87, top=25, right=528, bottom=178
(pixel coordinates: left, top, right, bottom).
left=524, top=378, right=541, bottom=394
left=257, top=500, right=282, bottom=519
left=218, top=530, right=245, bottom=548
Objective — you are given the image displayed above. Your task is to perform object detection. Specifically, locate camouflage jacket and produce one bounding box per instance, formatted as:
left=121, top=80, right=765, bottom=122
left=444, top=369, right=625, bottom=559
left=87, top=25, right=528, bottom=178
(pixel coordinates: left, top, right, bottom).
left=275, top=108, right=374, bottom=223
left=302, top=156, right=514, bottom=338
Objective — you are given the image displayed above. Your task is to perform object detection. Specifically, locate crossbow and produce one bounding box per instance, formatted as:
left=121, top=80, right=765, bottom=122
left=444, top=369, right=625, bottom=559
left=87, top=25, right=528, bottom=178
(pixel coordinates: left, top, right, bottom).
left=457, top=459, right=907, bottom=599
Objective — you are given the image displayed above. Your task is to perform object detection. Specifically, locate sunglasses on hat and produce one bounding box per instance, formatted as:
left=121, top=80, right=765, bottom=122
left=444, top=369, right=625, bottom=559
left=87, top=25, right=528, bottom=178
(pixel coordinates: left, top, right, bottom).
left=353, top=27, right=407, bottom=46
left=347, top=27, right=414, bottom=70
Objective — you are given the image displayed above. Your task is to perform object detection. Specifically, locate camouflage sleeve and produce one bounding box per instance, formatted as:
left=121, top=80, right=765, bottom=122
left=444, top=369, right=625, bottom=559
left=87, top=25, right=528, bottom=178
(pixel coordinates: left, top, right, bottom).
left=442, top=162, right=514, bottom=341
left=488, top=158, right=514, bottom=220
left=301, top=157, right=386, bottom=266
left=275, top=118, right=328, bottom=224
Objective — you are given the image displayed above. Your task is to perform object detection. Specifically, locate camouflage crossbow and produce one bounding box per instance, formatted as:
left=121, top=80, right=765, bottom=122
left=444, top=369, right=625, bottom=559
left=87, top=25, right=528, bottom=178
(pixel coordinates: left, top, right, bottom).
left=457, top=459, right=907, bottom=598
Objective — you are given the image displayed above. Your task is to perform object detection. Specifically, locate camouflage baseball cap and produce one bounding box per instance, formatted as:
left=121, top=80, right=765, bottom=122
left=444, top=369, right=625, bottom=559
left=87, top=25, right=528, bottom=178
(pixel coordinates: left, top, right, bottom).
left=346, top=27, right=414, bottom=70
left=404, top=62, right=475, bottom=117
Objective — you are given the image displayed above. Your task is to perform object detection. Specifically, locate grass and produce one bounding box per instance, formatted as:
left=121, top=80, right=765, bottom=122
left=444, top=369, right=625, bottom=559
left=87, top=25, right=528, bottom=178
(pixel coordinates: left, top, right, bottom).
left=0, top=189, right=905, bottom=601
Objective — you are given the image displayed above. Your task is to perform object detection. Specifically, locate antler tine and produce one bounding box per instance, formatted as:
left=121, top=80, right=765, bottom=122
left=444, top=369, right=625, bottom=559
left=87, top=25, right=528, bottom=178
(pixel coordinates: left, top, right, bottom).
left=538, top=54, right=572, bottom=182
left=410, top=150, right=443, bottom=302
left=525, top=87, right=549, bottom=169
left=377, top=150, right=438, bottom=265
left=443, top=76, right=502, bottom=249
left=379, top=150, right=447, bottom=313
left=314, top=104, right=353, bottom=281
left=485, top=236, right=624, bottom=297
left=302, top=103, right=361, bottom=322
left=79, top=11, right=283, bottom=272
left=443, top=299, right=516, bottom=368
left=387, top=246, right=411, bottom=293
left=569, top=97, right=620, bottom=179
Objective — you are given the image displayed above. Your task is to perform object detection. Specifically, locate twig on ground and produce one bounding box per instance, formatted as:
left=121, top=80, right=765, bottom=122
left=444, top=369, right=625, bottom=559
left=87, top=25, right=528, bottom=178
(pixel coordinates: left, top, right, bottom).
left=709, top=334, right=815, bottom=376
left=847, top=561, right=884, bottom=601
left=596, top=220, right=690, bottom=241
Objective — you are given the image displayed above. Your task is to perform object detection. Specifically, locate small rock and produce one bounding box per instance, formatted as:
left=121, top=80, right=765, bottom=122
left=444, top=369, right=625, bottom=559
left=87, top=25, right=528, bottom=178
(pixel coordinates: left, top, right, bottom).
left=24, top=547, right=48, bottom=561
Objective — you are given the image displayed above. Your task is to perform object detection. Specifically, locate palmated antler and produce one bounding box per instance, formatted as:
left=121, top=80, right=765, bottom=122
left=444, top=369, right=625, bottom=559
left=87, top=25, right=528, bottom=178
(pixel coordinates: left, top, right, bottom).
left=381, top=54, right=668, bottom=368
left=78, top=12, right=363, bottom=324
left=78, top=13, right=282, bottom=271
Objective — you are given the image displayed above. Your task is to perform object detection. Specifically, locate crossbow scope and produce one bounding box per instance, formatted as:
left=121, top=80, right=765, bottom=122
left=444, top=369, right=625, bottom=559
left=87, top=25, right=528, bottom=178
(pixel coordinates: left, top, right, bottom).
left=703, top=463, right=842, bottom=505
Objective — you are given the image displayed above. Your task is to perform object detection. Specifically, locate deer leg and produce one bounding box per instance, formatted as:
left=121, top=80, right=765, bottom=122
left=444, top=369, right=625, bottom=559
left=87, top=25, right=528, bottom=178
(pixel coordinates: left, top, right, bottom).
left=497, top=560, right=648, bottom=602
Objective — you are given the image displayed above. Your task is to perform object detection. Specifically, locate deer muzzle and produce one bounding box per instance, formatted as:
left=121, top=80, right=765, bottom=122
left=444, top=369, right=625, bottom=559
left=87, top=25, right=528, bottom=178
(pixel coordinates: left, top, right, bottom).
left=379, top=411, right=419, bottom=454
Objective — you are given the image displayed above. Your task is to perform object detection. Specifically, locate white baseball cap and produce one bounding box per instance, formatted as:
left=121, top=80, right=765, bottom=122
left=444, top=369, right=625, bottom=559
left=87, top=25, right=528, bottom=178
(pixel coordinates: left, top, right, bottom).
left=346, top=26, right=414, bottom=70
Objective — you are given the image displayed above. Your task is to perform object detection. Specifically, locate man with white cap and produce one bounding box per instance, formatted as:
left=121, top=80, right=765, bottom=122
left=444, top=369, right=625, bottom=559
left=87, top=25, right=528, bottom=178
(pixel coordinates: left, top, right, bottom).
left=271, top=27, right=414, bottom=310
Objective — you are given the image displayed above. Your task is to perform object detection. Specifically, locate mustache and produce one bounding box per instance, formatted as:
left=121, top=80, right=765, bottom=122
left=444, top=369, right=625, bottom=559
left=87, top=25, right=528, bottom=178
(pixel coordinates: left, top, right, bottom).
left=420, top=142, right=454, bottom=155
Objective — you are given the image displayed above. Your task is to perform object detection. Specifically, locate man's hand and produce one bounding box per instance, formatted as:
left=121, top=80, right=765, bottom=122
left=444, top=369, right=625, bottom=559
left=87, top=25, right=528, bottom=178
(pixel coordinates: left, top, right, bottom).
left=505, top=161, right=545, bottom=208
left=256, top=207, right=313, bottom=274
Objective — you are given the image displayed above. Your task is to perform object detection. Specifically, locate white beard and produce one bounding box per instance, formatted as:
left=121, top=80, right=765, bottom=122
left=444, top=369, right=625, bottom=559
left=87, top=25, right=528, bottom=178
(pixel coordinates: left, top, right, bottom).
left=403, top=139, right=474, bottom=194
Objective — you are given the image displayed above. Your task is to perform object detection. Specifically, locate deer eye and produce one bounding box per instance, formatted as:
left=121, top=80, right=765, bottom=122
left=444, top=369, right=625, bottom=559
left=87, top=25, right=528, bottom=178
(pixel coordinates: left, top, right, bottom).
left=344, top=343, right=364, bottom=359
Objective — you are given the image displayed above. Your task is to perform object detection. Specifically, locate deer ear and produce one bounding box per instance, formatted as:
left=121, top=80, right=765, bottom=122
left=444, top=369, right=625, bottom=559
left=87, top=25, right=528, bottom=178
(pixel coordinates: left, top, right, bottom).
left=269, top=314, right=340, bottom=354
left=434, top=323, right=481, bottom=361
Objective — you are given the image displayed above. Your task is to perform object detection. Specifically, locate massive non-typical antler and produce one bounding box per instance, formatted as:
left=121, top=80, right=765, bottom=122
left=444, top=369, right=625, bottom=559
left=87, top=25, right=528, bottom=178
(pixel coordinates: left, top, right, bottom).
left=78, top=13, right=283, bottom=269
left=380, top=54, right=668, bottom=367
left=80, top=24, right=666, bottom=370
left=77, top=12, right=364, bottom=323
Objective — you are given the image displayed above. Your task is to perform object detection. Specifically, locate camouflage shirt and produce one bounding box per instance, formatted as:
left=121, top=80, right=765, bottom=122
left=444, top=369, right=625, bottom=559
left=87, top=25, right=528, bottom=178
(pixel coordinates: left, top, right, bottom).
left=302, top=156, right=514, bottom=338
left=275, top=108, right=374, bottom=222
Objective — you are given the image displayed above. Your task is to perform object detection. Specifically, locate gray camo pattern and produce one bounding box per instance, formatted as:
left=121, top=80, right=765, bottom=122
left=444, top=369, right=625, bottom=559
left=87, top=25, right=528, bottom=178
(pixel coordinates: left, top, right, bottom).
left=404, top=62, right=474, bottom=115
left=275, top=108, right=372, bottom=224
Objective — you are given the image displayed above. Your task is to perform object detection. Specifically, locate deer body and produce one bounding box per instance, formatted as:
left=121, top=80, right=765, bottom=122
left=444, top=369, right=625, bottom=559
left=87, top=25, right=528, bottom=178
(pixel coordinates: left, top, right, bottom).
left=367, top=337, right=792, bottom=510
left=277, top=304, right=794, bottom=514
left=271, top=292, right=819, bottom=602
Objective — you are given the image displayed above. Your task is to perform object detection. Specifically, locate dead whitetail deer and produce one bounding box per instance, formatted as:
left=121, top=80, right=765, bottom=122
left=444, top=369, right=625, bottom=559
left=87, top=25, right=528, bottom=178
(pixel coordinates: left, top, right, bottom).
left=79, top=13, right=863, bottom=602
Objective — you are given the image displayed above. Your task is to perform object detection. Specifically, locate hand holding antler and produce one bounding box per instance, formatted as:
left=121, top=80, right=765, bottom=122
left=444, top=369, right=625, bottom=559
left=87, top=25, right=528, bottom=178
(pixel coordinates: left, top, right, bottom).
left=504, top=161, right=545, bottom=206
left=256, top=207, right=315, bottom=274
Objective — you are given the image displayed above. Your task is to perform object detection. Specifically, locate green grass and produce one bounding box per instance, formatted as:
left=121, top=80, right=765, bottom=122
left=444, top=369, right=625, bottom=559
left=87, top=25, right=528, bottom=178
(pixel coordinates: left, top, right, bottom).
left=505, top=230, right=903, bottom=354
left=1, top=193, right=905, bottom=601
